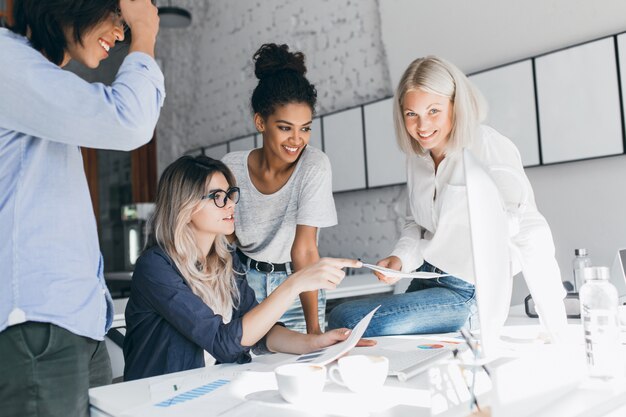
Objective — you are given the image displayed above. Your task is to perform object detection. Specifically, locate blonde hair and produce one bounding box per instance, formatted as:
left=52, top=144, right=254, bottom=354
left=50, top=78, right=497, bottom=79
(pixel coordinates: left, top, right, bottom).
left=393, top=56, right=487, bottom=156
left=147, top=156, right=240, bottom=322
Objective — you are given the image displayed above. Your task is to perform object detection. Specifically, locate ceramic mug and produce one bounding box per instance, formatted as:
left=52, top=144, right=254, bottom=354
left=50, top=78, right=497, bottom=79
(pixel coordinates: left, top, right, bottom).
left=274, top=363, right=327, bottom=403
left=328, top=355, right=389, bottom=393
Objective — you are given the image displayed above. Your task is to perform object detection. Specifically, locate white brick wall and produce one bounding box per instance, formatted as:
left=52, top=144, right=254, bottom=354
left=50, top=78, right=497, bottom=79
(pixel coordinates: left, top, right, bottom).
left=155, top=0, right=391, bottom=170
left=318, top=184, right=407, bottom=260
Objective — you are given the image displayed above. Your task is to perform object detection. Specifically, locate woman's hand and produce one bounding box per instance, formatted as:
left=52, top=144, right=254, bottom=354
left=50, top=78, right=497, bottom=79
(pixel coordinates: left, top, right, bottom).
left=290, top=258, right=362, bottom=294
left=308, top=328, right=377, bottom=351
left=120, top=0, right=159, bottom=56
left=374, top=256, right=403, bottom=284
left=243, top=258, right=359, bottom=347
left=264, top=325, right=376, bottom=355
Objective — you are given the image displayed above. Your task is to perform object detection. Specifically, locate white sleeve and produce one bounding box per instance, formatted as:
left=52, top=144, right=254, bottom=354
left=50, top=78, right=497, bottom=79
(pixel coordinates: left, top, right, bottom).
left=390, top=198, right=424, bottom=273
left=486, top=128, right=568, bottom=341
left=296, top=152, right=337, bottom=228
left=512, top=213, right=568, bottom=342
left=483, top=129, right=535, bottom=238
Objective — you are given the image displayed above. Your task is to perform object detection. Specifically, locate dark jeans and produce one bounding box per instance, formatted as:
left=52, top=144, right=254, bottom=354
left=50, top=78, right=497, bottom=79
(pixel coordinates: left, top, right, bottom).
left=0, top=322, right=112, bottom=417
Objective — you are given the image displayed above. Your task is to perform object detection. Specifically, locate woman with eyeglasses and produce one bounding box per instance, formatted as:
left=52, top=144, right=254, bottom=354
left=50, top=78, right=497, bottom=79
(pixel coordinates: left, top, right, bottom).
left=0, top=0, right=162, bottom=415
left=222, top=43, right=336, bottom=335
left=122, top=156, right=370, bottom=381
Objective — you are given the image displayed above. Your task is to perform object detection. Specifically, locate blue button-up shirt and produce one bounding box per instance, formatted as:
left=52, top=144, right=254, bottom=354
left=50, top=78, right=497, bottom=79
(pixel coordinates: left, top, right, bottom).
left=0, top=28, right=165, bottom=340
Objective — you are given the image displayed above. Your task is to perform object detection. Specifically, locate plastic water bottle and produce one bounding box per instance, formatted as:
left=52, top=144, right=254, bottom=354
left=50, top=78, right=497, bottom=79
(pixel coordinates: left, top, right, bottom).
left=579, top=266, right=621, bottom=379
left=573, top=248, right=592, bottom=292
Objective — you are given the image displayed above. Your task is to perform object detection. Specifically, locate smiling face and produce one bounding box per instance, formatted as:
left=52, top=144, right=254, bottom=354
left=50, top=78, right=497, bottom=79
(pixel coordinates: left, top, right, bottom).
left=62, top=11, right=125, bottom=68
left=402, top=89, right=454, bottom=161
left=255, top=102, right=313, bottom=164
left=189, top=172, right=236, bottom=241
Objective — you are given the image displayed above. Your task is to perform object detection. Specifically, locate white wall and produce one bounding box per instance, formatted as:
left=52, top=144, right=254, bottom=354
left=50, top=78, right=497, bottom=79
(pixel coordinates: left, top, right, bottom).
left=526, top=156, right=626, bottom=282
left=380, top=0, right=626, bottom=86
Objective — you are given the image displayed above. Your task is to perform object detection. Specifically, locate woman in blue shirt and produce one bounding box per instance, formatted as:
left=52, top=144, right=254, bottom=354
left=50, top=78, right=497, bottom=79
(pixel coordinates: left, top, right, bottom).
left=123, top=156, right=370, bottom=381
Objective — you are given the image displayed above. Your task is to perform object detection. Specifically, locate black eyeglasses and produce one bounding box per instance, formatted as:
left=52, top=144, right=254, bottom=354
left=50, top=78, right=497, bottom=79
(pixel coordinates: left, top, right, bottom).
left=201, top=187, right=240, bottom=208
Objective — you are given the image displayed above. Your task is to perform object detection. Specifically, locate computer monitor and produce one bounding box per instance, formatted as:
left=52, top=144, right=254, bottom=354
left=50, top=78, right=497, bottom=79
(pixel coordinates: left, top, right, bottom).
left=610, top=248, right=626, bottom=303
left=463, top=149, right=513, bottom=359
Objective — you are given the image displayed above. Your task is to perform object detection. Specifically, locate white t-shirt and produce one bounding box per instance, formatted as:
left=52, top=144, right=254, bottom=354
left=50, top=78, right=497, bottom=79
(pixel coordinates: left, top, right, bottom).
left=222, top=146, right=337, bottom=264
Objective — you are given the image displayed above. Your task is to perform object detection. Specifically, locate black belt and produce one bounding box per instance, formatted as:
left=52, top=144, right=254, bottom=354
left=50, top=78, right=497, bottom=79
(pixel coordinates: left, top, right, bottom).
left=236, top=248, right=291, bottom=273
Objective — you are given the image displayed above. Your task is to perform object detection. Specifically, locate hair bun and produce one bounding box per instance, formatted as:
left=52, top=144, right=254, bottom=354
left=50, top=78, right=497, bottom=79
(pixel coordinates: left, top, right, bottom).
left=253, top=43, right=307, bottom=79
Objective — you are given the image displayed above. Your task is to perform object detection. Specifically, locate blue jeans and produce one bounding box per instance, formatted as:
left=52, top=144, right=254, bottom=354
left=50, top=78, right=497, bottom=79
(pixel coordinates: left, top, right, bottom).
left=327, top=262, right=477, bottom=336
left=245, top=265, right=326, bottom=334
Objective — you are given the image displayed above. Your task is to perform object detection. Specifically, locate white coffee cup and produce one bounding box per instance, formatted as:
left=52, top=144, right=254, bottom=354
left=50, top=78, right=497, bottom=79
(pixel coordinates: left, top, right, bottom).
left=328, top=355, right=389, bottom=394
left=274, top=363, right=327, bottom=404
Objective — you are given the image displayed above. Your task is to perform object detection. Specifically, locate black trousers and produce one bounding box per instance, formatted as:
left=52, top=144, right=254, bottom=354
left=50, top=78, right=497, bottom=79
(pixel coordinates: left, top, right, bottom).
left=0, top=322, right=112, bottom=417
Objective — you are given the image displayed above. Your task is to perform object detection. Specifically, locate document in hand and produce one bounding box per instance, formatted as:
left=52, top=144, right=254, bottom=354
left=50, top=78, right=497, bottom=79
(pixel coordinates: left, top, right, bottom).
left=362, top=263, right=449, bottom=279
left=293, top=305, right=381, bottom=366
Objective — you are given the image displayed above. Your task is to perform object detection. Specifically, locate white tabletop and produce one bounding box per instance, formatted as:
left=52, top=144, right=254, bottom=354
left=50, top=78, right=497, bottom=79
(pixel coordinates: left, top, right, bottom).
left=90, top=307, right=626, bottom=417
left=91, top=335, right=436, bottom=417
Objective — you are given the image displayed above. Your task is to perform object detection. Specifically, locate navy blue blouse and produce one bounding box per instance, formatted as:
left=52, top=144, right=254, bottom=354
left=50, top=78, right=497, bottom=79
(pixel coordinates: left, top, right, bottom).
left=123, top=245, right=267, bottom=381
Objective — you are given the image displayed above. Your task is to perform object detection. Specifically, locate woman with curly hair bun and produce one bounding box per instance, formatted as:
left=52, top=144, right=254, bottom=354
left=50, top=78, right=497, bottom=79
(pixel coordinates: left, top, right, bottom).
left=223, top=43, right=338, bottom=335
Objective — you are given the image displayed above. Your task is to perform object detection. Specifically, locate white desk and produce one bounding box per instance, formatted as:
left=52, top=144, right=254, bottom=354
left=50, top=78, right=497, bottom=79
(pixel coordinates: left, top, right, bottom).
left=90, top=308, right=626, bottom=417
left=91, top=337, right=436, bottom=417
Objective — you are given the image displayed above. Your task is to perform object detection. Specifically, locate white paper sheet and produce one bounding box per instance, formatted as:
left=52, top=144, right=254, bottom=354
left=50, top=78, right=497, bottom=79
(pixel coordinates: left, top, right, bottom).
left=292, top=305, right=381, bottom=366
left=362, top=263, right=449, bottom=279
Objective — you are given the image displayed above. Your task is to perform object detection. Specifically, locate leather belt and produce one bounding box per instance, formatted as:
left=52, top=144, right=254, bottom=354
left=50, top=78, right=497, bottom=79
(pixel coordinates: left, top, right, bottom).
left=236, top=248, right=291, bottom=273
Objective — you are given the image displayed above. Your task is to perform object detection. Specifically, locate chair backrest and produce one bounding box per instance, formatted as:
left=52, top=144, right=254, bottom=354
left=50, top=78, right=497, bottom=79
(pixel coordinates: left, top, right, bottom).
left=105, top=327, right=126, bottom=382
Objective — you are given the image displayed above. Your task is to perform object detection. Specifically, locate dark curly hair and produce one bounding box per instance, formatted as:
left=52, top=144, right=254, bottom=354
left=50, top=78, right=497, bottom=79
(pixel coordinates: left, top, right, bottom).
left=10, top=0, right=119, bottom=66
left=250, top=43, right=318, bottom=119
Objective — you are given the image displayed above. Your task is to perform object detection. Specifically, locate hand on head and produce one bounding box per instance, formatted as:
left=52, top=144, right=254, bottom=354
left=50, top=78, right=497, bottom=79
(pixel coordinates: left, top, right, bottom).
left=119, top=0, right=159, bottom=40
left=291, top=258, right=362, bottom=293
left=374, top=256, right=402, bottom=285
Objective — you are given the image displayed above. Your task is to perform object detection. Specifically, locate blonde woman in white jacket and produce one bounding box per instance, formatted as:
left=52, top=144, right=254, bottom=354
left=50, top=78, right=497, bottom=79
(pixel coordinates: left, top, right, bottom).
left=328, top=56, right=568, bottom=342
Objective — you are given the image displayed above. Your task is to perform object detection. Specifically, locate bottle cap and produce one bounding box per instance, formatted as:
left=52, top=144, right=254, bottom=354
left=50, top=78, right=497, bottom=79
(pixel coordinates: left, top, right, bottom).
left=581, top=266, right=610, bottom=281
left=575, top=248, right=588, bottom=257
